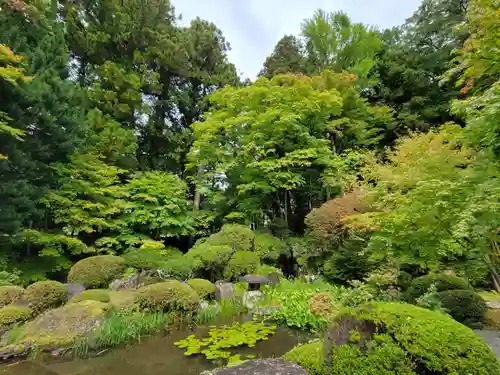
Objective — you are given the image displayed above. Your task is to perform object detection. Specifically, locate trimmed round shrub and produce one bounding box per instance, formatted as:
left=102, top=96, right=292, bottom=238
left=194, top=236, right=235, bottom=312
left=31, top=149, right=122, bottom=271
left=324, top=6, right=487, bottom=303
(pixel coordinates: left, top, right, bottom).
left=438, top=289, right=487, bottom=325
left=315, top=302, right=500, bottom=375
left=70, top=289, right=110, bottom=304
left=283, top=341, right=324, bottom=375
left=0, top=285, right=24, bottom=307
left=187, top=279, right=216, bottom=300
left=224, top=251, right=260, bottom=279
left=186, top=243, right=233, bottom=280
left=68, top=255, right=126, bottom=288
left=405, top=274, right=471, bottom=302
left=0, top=305, right=32, bottom=326
left=25, top=280, right=67, bottom=313
left=161, top=254, right=196, bottom=280
left=136, top=280, right=200, bottom=314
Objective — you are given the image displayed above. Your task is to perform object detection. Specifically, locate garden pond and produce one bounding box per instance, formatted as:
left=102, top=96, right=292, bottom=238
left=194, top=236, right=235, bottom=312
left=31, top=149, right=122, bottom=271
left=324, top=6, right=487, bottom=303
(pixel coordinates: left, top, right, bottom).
left=0, top=317, right=313, bottom=375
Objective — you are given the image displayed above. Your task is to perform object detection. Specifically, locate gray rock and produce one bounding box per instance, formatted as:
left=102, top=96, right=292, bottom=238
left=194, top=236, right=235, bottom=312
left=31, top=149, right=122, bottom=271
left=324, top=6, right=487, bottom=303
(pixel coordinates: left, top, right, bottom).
left=487, top=301, right=500, bottom=310
left=64, top=283, right=86, bottom=300
left=200, top=359, right=309, bottom=375
left=110, top=274, right=139, bottom=291
left=242, top=290, right=263, bottom=309
left=215, top=282, right=235, bottom=301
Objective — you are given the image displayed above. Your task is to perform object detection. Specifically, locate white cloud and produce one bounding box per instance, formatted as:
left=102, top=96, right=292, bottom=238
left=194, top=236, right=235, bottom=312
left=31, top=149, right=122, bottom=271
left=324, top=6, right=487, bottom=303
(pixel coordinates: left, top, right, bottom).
left=172, top=0, right=422, bottom=79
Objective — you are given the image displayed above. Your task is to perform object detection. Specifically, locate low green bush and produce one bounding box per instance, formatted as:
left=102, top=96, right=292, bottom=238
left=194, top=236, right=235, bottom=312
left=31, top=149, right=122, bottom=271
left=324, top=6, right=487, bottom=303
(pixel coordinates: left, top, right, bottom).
left=186, top=243, right=233, bottom=280
left=319, top=302, right=500, bottom=375
left=161, top=254, right=196, bottom=280
left=68, top=255, right=126, bottom=288
left=25, top=280, right=67, bottom=313
left=283, top=341, right=324, bottom=375
left=0, top=305, right=32, bottom=326
left=136, top=281, right=200, bottom=314
left=224, top=251, right=260, bottom=279
left=438, top=289, right=487, bottom=325
left=405, top=274, right=471, bottom=302
left=0, top=285, right=24, bottom=307
left=70, top=289, right=110, bottom=304
left=187, top=279, right=216, bottom=300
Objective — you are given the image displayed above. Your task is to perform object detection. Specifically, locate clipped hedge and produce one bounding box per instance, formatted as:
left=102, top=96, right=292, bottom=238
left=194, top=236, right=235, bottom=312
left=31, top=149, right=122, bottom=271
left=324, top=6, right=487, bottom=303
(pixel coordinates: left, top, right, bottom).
left=328, top=303, right=499, bottom=375
left=25, top=280, right=67, bottom=313
left=70, top=289, right=110, bottom=304
left=283, top=341, right=324, bottom=375
left=68, top=255, right=126, bottom=288
left=438, top=289, right=487, bottom=325
left=405, top=274, right=471, bottom=302
left=161, top=254, right=196, bottom=280
left=136, top=281, right=200, bottom=314
left=0, top=305, right=32, bottom=326
left=187, top=279, right=216, bottom=300
left=224, top=251, right=260, bottom=279
left=0, top=285, right=24, bottom=307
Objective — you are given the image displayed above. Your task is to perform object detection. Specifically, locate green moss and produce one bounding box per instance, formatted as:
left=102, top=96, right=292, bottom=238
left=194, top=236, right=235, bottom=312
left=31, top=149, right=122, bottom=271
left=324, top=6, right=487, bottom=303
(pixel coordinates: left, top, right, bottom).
left=0, top=305, right=32, bottom=326
left=405, top=274, right=471, bottom=302
left=68, top=255, right=126, bottom=288
left=136, top=281, right=200, bottom=314
left=0, top=285, right=24, bottom=308
left=224, top=251, right=260, bottom=279
left=25, top=280, right=67, bottom=313
left=187, top=279, right=216, bottom=300
left=70, top=289, right=110, bottom=304
left=14, top=300, right=109, bottom=349
left=326, top=302, right=500, bottom=375
left=108, top=290, right=139, bottom=311
left=437, top=289, right=487, bottom=325
left=283, top=341, right=325, bottom=375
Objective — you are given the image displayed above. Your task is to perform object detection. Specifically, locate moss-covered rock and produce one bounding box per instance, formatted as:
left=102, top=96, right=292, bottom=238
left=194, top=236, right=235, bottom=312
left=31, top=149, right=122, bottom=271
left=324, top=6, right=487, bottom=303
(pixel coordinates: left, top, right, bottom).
left=405, top=274, right=471, bottom=302
left=70, top=289, right=110, bottom=304
left=0, top=286, right=24, bottom=308
left=68, top=255, right=126, bottom=288
left=136, top=281, right=200, bottom=314
left=187, top=279, right=216, bottom=300
left=13, top=300, right=108, bottom=349
left=0, top=305, right=32, bottom=327
left=437, top=289, right=487, bottom=326
left=25, top=280, right=67, bottom=313
left=283, top=341, right=324, bottom=375
left=319, top=302, right=500, bottom=375
left=224, top=251, right=260, bottom=279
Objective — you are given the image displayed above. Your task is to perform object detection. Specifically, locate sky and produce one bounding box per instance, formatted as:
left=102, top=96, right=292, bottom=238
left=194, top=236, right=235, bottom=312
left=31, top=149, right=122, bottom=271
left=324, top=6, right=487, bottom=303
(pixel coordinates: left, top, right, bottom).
left=171, top=0, right=423, bottom=80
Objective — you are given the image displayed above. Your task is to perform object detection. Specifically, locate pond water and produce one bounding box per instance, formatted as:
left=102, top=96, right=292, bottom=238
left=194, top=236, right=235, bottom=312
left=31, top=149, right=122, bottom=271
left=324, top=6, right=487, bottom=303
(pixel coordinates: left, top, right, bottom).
left=0, top=318, right=312, bottom=375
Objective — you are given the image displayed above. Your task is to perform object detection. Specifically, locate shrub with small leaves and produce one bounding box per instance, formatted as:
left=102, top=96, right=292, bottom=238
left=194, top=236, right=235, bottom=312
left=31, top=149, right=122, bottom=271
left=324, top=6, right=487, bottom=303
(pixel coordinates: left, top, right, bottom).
left=70, top=289, right=110, bottom=304
left=161, top=254, right=196, bottom=280
left=68, top=255, right=126, bottom=288
left=438, top=289, right=487, bottom=325
left=0, top=305, right=32, bottom=327
left=405, top=274, right=471, bottom=302
left=25, top=280, right=67, bottom=313
left=187, top=279, right=216, bottom=300
left=224, top=251, right=260, bottom=279
left=283, top=341, right=325, bottom=375
left=309, top=292, right=338, bottom=318
left=136, top=281, right=200, bottom=314
left=0, top=285, right=24, bottom=307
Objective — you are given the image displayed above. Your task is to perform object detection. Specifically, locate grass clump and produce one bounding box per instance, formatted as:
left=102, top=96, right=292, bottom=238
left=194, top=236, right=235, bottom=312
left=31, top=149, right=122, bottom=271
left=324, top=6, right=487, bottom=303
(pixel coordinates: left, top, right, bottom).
left=0, top=305, right=32, bottom=326
left=90, top=310, right=173, bottom=348
left=0, top=285, right=24, bottom=307
left=68, top=255, right=126, bottom=288
left=195, top=299, right=246, bottom=325
left=136, top=280, right=200, bottom=314
left=187, top=279, right=216, bottom=300
left=25, top=280, right=67, bottom=313
left=70, top=289, right=110, bottom=304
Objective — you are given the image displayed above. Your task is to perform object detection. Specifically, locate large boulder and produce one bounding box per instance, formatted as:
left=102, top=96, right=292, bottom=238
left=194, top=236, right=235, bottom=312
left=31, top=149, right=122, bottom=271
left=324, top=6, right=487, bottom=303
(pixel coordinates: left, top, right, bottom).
left=200, top=359, right=309, bottom=375
left=64, top=283, right=85, bottom=300
left=12, top=300, right=108, bottom=350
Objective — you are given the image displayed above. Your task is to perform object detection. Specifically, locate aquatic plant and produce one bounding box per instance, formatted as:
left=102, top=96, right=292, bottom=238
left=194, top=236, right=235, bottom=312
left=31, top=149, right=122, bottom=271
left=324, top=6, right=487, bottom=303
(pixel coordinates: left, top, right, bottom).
left=195, top=299, right=246, bottom=325
left=174, top=321, right=275, bottom=364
